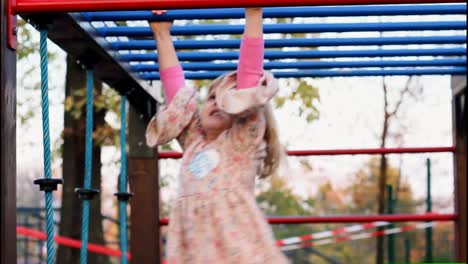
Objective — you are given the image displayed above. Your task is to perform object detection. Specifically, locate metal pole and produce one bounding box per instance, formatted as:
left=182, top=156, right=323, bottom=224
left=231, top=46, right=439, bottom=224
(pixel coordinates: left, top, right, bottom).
left=405, top=237, right=411, bottom=263
left=113, top=36, right=468, bottom=50
left=158, top=147, right=456, bottom=159
left=387, top=185, right=395, bottom=264
left=24, top=216, right=29, bottom=264
left=425, top=158, right=433, bottom=263
left=132, top=59, right=467, bottom=72
left=160, top=213, right=457, bottom=225
left=140, top=68, right=467, bottom=80
left=121, top=47, right=467, bottom=62
left=80, top=4, right=468, bottom=21
left=37, top=219, right=44, bottom=263
left=96, top=21, right=467, bottom=37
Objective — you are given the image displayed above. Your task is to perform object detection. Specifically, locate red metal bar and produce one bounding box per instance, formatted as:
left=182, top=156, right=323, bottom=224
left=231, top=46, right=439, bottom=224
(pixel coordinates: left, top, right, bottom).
left=16, top=226, right=131, bottom=259
left=158, top=146, right=455, bottom=159
left=13, top=0, right=467, bottom=13
left=17, top=226, right=170, bottom=263
left=266, top=213, right=457, bottom=224
left=159, top=213, right=457, bottom=225
left=159, top=151, right=183, bottom=159
left=287, top=146, right=456, bottom=156
left=8, top=0, right=18, bottom=50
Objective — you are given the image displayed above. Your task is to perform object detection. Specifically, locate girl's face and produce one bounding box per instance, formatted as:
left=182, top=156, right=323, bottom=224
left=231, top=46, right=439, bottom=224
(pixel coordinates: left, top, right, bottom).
left=200, top=88, right=234, bottom=140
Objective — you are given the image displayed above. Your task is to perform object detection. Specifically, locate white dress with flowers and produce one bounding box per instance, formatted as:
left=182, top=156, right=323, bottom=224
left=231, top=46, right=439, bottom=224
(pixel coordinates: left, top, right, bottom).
left=146, top=72, right=289, bottom=264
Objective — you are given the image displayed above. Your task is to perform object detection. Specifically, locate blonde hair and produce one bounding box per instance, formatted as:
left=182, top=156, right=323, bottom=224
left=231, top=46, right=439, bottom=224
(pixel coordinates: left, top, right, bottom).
left=207, top=73, right=282, bottom=179
left=259, top=102, right=282, bottom=179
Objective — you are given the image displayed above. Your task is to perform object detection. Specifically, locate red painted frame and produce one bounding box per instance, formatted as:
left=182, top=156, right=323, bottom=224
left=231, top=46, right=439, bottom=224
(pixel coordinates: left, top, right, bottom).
left=160, top=213, right=457, bottom=225
left=17, top=226, right=130, bottom=259
left=12, top=0, right=466, bottom=13
left=158, top=146, right=456, bottom=159
left=7, top=0, right=17, bottom=50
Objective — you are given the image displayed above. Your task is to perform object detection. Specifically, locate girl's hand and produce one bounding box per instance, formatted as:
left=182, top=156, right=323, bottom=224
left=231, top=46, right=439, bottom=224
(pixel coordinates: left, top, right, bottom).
left=152, top=10, right=167, bottom=15
left=245, top=7, right=262, bottom=18
left=244, top=8, right=263, bottom=37
left=150, top=10, right=172, bottom=36
left=149, top=10, right=180, bottom=71
left=246, top=7, right=262, bottom=13
left=150, top=21, right=173, bottom=36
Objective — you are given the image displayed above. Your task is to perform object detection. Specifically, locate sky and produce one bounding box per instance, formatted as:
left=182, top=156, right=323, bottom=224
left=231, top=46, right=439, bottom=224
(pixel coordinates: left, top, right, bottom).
left=16, top=13, right=465, bottom=215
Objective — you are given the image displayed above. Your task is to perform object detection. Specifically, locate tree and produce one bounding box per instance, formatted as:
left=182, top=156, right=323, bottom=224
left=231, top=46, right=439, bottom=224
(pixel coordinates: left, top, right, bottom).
left=16, top=19, right=58, bottom=133
left=257, top=176, right=314, bottom=263
left=376, top=76, right=422, bottom=264
left=293, top=158, right=420, bottom=263
left=347, top=157, right=420, bottom=263
left=347, top=157, right=419, bottom=213
left=275, top=78, right=320, bottom=123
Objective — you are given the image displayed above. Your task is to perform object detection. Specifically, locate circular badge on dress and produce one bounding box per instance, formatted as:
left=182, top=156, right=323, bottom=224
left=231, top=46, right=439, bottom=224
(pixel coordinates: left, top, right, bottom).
left=189, top=149, right=220, bottom=179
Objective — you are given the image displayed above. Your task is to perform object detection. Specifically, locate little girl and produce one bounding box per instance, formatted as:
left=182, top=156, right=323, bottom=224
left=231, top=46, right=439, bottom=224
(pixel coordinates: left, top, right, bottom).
left=146, top=8, right=289, bottom=264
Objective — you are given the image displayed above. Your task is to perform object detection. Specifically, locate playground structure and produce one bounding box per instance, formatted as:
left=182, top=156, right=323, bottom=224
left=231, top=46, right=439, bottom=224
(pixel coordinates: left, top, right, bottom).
left=1, top=0, right=466, bottom=263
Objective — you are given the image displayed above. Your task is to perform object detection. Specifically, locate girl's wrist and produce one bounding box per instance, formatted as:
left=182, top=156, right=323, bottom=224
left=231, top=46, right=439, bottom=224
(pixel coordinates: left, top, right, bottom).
left=245, top=8, right=262, bottom=17
left=154, top=30, right=171, bottom=39
left=246, top=7, right=262, bottom=12
left=244, top=11, right=263, bottom=37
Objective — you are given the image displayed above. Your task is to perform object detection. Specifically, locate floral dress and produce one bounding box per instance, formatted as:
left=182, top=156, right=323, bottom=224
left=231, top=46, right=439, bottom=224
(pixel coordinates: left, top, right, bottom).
left=146, top=72, right=289, bottom=264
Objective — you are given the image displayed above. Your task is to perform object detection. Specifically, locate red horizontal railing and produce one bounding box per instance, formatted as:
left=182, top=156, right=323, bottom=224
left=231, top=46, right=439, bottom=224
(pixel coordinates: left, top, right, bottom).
left=17, top=226, right=130, bottom=259
left=17, top=226, right=170, bottom=263
left=13, top=0, right=466, bottom=13
left=158, top=146, right=455, bottom=159
left=159, top=213, right=457, bottom=225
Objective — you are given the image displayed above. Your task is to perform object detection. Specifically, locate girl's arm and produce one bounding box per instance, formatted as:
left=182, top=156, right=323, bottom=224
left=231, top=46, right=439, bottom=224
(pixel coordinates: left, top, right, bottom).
left=150, top=18, right=186, bottom=104
left=147, top=13, right=202, bottom=149
left=237, top=8, right=264, bottom=89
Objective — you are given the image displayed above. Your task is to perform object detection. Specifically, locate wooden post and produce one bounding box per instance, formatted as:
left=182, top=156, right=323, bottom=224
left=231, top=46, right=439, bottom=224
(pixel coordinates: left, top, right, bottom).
left=128, top=103, right=161, bottom=263
left=452, top=75, right=466, bottom=262
left=1, top=0, right=17, bottom=262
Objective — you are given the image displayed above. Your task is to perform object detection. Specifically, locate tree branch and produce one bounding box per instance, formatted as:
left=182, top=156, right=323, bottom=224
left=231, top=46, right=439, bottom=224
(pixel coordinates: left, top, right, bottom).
left=389, top=77, right=414, bottom=118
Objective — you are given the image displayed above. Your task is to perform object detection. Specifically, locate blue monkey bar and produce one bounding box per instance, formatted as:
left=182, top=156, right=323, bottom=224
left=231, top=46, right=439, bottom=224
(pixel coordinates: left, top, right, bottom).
left=80, top=4, right=467, bottom=21
left=82, top=3, right=466, bottom=79
left=139, top=67, right=467, bottom=80
left=96, top=21, right=466, bottom=37
left=111, top=35, right=467, bottom=50
left=12, top=0, right=468, bottom=13
left=131, top=58, right=467, bottom=72
left=119, top=48, right=467, bottom=62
